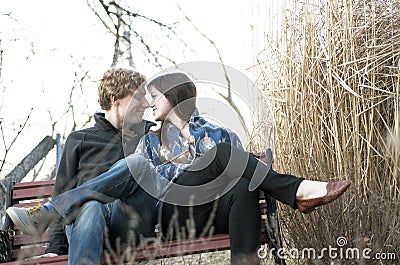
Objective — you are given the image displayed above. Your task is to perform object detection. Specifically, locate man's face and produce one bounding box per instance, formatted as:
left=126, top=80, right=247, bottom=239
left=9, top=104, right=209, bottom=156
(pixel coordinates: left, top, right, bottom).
left=124, top=86, right=150, bottom=125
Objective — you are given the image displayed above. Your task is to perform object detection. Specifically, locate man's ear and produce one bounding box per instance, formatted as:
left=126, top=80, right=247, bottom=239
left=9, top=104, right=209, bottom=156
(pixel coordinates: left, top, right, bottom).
left=110, top=95, right=119, bottom=106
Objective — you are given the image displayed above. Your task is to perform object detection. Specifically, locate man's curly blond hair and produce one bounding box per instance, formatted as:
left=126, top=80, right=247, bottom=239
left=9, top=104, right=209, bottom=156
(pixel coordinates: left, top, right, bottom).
left=98, top=69, right=146, bottom=110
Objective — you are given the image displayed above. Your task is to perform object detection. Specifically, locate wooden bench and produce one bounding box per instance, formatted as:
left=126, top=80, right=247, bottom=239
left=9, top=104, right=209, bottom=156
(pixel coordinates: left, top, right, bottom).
left=2, top=179, right=286, bottom=265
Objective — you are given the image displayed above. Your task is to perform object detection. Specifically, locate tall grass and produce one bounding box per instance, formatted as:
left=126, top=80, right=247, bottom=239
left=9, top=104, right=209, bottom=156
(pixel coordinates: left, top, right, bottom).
left=257, top=0, right=400, bottom=263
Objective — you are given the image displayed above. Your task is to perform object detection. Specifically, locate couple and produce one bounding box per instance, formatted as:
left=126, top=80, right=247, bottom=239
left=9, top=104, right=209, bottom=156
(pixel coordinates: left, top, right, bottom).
left=6, top=69, right=351, bottom=265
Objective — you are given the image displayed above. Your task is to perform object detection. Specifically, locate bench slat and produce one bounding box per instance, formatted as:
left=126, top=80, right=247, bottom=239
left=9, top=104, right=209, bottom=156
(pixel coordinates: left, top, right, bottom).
left=13, top=233, right=49, bottom=246
left=13, top=181, right=55, bottom=189
left=11, top=246, right=47, bottom=260
left=12, top=186, right=53, bottom=200
left=133, top=235, right=231, bottom=261
left=2, top=255, right=68, bottom=265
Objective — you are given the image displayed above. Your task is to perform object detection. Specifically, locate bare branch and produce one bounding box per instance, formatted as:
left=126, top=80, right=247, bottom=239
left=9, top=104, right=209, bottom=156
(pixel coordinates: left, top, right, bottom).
left=88, top=0, right=188, bottom=68
left=109, top=1, right=175, bottom=32
left=177, top=5, right=231, bottom=97
left=87, top=0, right=116, bottom=35
left=0, top=108, right=33, bottom=173
left=177, top=5, right=250, bottom=140
left=3, top=136, right=55, bottom=183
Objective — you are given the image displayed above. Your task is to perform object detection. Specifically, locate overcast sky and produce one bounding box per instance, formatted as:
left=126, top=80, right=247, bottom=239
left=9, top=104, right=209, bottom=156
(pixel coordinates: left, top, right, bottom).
left=0, top=0, right=281, bottom=178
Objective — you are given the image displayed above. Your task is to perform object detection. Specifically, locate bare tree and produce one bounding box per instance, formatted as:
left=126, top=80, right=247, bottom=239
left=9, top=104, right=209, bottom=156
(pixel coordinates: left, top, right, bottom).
left=0, top=1, right=253, bottom=230
left=86, top=1, right=251, bottom=140
left=87, top=0, right=191, bottom=68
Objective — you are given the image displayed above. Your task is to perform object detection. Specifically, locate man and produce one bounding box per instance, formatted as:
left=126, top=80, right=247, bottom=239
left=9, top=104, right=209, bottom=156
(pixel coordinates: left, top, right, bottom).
left=7, top=69, right=157, bottom=264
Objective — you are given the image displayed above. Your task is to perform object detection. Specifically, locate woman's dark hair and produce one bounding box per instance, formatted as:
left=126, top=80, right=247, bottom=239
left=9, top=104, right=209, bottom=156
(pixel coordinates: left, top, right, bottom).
left=148, top=72, right=197, bottom=121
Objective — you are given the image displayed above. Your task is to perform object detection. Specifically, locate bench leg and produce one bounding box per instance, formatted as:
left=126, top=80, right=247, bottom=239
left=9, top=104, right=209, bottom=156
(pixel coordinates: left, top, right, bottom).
left=264, top=193, right=287, bottom=265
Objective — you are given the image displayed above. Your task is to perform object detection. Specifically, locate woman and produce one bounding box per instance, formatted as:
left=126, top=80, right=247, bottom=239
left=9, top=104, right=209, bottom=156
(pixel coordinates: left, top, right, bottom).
left=138, top=72, right=351, bottom=264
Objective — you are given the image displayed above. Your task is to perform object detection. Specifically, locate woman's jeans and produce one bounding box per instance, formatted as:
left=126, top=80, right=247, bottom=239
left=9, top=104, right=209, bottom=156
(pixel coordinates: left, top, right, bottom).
left=50, top=155, right=158, bottom=265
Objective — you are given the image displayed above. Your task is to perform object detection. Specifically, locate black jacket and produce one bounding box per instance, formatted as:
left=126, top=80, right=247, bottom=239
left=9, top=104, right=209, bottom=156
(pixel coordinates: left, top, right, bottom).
left=46, top=113, right=155, bottom=254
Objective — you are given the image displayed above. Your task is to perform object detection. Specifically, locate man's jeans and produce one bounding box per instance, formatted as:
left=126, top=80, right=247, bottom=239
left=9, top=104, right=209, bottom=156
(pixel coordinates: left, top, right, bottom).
left=51, top=154, right=158, bottom=265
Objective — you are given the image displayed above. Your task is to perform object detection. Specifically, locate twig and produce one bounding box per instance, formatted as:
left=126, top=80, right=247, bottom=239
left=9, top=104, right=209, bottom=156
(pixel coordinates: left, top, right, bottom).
left=0, top=108, right=33, bottom=172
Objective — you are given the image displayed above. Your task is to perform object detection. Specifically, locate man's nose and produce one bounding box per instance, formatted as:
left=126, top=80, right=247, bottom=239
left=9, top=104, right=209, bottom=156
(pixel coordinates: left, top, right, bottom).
left=142, top=98, right=150, bottom=108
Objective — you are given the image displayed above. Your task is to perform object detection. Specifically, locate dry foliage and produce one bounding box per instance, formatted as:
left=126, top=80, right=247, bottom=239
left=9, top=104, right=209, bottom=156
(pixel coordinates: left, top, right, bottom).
left=257, top=0, right=400, bottom=264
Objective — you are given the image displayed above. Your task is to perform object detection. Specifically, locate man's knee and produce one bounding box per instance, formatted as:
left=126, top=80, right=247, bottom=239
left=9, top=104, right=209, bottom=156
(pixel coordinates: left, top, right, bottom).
left=79, top=201, right=104, bottom=217
left=72, top=201, right=106, bottom=233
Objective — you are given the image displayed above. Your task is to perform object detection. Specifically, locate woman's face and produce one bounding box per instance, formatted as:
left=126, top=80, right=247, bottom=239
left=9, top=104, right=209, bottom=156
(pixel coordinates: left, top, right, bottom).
left=149, top=86, right=173, bottom=121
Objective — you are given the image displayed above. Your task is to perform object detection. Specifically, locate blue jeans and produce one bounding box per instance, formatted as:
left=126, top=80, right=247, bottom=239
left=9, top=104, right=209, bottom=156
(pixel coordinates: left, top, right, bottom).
left=51, top=154, right=158, bottom=265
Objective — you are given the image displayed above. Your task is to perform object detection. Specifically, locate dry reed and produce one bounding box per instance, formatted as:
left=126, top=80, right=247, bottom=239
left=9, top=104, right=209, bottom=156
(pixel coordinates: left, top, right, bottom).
left=254, top=0, right=400, bottom=264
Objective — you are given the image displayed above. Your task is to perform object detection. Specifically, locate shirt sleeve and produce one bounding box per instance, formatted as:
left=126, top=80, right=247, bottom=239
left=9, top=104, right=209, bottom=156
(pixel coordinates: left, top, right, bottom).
left=227, top=130, right=244, bottom=150
left=218, top=127, right=244, bottom=150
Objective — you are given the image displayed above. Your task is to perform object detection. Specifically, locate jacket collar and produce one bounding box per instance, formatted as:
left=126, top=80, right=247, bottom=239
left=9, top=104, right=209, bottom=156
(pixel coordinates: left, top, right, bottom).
left=94, top=112, right=156, bottom=134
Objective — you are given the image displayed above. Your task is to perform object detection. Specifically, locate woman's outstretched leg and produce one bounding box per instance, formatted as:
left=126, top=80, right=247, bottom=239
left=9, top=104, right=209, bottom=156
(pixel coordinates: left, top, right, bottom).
left=164, top=142, right=350, bottom=213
